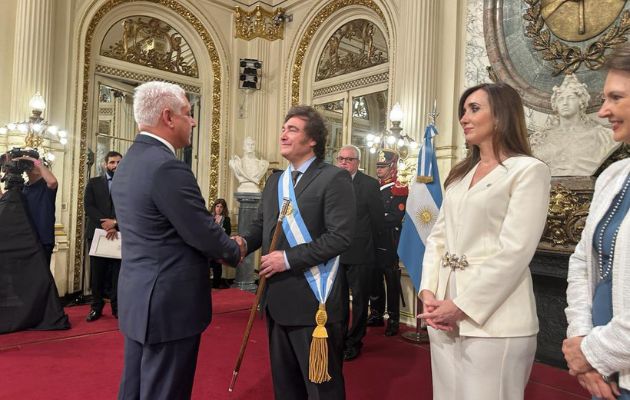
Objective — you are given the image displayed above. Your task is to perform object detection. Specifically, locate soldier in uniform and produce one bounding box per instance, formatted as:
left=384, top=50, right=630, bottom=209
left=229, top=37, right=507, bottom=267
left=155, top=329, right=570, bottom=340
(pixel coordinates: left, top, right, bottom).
left=368, top=149, right=408, bottom=336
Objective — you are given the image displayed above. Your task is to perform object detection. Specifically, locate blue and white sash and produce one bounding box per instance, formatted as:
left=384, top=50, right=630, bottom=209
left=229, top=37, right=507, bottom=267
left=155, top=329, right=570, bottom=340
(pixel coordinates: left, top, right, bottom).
left=277, top=166, right=339, bottom=305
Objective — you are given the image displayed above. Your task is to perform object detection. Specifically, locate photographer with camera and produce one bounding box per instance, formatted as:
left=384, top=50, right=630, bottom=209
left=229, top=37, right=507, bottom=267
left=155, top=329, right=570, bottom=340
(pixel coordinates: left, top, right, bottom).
left=17, top=152, right=58, bottom=266
left=0, top=148, right=69, bottom=334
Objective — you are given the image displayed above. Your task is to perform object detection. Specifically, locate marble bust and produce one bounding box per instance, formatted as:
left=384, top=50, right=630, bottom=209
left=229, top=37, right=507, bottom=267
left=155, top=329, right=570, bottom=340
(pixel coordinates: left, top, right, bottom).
left=229, top=137, right=269, bottom=193
left=531, top=74, right=618, bottom=176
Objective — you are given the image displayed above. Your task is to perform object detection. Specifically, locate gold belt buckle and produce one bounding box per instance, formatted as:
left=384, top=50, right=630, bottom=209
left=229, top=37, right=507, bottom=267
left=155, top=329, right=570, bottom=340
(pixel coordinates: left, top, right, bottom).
left=441, top=252, right=469, bottom=271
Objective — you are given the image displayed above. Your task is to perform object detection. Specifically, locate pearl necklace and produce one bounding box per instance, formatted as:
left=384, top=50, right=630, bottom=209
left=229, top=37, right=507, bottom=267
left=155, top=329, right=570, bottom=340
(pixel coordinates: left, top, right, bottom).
left=595, top=174, right=630, bottom=280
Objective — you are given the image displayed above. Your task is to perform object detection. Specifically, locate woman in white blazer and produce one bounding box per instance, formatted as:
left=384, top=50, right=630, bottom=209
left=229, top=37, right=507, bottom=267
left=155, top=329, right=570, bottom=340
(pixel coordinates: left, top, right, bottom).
left=563, top=44, right=630, bottom=400
left=418, top=82, right=551, bottom=400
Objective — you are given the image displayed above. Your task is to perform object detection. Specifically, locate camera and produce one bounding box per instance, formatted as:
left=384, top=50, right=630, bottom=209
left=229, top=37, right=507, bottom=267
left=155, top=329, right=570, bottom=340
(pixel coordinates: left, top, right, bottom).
left=0, top=147, right=40, bottom=191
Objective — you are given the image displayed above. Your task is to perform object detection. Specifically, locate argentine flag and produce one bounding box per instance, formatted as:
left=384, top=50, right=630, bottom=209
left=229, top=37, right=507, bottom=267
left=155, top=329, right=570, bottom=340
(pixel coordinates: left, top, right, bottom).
left=397, top=124, right=443, bottom=292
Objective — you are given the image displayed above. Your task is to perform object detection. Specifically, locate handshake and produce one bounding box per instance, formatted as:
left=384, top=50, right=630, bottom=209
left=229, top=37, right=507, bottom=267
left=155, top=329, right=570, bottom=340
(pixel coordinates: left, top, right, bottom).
left=216, top=235, right=246, bottom=267
left=231, top=235, right=247, bottom=264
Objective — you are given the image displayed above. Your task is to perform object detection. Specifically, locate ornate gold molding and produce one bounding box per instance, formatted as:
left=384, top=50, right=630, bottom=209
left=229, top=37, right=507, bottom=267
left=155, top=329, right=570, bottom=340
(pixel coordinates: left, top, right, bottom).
left=539, top=182, right=591, bottom=253
left=101, top=16, right=199, bottom=77
left=315, top=19, right=387, bottom=81
left=291, top=0, right=387, bottom=105
left=312, top=71, right=388, bottom=97
left=234, top=5, right=285, bottom=41
left=95, top=64, right=201, bottom=94
left=75, top=0, right=222, bottom=291
left=523, top=0, right=630, bottom=75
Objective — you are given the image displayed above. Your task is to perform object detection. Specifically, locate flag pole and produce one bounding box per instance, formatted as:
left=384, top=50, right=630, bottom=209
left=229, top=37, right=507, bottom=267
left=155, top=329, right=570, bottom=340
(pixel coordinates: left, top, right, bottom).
left=400, top=100, right=439, bottom=345
left=401, top=297, right=429, bottom=344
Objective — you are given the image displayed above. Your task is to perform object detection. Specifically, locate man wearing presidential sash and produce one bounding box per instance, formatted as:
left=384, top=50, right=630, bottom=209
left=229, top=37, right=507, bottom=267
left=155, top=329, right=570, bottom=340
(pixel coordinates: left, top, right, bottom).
left=237, top=106, right=355, bottom=400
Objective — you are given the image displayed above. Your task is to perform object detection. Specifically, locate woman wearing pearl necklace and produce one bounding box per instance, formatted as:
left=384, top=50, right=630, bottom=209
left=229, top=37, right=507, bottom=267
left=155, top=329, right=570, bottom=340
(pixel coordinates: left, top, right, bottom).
left=564, top=43, right=630, bottom=400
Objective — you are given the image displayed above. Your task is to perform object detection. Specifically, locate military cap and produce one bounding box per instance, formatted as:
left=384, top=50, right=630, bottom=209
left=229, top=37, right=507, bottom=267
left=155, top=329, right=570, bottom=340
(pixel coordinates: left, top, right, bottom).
left=376, top=149, right=399, bottom=167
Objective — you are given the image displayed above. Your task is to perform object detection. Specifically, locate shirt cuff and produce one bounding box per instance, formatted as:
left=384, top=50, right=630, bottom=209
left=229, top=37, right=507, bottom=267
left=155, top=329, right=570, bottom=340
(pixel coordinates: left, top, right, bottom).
left=282, top=251, right=291, bottom=270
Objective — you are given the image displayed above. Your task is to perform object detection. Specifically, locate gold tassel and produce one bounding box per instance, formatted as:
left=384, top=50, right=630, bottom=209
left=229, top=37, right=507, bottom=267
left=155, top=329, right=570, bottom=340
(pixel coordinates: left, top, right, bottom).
left=308, top=303, right=331, bottom=383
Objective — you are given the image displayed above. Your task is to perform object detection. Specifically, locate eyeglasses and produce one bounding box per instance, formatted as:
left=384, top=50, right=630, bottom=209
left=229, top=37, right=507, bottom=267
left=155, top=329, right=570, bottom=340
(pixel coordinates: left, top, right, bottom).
left=336, top=156, right=358, bottom=163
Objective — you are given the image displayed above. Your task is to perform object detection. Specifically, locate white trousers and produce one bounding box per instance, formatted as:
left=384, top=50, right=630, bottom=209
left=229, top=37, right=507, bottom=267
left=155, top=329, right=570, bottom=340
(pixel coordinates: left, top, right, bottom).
left=428, top=327, right=537, bottom=400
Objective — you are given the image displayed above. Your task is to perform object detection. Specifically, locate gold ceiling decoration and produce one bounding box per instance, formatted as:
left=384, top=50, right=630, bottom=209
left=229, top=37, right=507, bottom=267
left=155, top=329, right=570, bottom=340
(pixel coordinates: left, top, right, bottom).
left=523, top=0, right=630, bottom=75
left=291, top=0, right=387, bottom=105
left=315, top=19, right=388, bottom=81
left=234, top=5, right=285, bottom=41
left=76, top=0, right=223, bottom=291
left=101, top=16, right=199, bottom=77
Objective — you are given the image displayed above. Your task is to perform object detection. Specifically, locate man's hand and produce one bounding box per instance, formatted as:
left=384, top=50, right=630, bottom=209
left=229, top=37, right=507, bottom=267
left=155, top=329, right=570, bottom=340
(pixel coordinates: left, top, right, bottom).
left=259, top=250, right=287, bottom=279
left=576, top=370, right=618, bottom=400
left=231, top=235, right=247, bottom=263
left=101, top=218, right=117, bottom=230
left=14, top=155, right=58, bottom=189
left=105, top=228, right=118, bottom=240
left=563, top=336, right=592, bottom=375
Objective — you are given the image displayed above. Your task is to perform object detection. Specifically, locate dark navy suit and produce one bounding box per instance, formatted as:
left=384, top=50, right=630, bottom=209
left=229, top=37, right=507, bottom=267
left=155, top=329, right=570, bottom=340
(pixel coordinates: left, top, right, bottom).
left=111, top=134, right=240, bottom=400
left=340, top=171, right=384, bottom=353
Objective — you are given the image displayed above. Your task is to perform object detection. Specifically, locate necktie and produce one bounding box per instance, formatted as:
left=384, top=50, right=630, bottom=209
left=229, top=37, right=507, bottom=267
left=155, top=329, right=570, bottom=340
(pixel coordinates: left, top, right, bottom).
left=107, top=177, right=112, bottom=192
left=291, top=170, right=301, bottom=187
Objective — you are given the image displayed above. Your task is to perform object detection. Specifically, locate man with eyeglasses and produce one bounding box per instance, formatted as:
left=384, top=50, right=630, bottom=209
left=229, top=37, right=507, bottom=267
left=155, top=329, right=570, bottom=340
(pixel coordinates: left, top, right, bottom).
left=335, top=145, right=384, bottom=361
left=368, top=149, right=408, bottom=337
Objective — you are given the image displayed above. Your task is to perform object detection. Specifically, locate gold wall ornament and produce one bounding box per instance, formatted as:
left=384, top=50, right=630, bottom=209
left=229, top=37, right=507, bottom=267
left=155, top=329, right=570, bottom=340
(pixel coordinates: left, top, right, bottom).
left=540, top=0, right=626, bottom=41
left=539, top=182, right=591, bottom=253
left=101, top=16, right=199, bottom=77
left=523, top=0, right=630, bottom=75
left=75, top=0, right=223, bottom=291
left=315, top=19, right=388, bottom=81
left=291, top=0, right=387, bottom=105
left=234, top=5, right=285, bottom=41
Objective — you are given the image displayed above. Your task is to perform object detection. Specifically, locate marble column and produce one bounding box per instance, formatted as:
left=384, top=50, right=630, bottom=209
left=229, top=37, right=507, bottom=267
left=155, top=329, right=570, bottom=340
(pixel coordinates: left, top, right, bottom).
left=393, top=0, right=440, bottom=140
left=10, top=0, right=54, bottom=122
left=233, top=192, right=261, bottom=292
left=392, top=0, right=440, bottom=330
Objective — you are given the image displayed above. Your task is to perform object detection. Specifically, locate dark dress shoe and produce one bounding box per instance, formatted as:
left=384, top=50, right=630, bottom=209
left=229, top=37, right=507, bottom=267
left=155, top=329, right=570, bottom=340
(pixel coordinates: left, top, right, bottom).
left=366, top=315, right=384, bottom=327
left=343, top=347, right=360, bottom=361
left=112, top=311, right=118, bottom=319
left=385, top=321, right=399, bottom=336
left=86, top=310, right=102, bottom=322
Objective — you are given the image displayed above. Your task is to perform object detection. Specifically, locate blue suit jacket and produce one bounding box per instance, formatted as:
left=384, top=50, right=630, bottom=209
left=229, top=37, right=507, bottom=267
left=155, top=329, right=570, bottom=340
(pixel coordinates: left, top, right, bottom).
left=111, top=134, right=240, bottom=344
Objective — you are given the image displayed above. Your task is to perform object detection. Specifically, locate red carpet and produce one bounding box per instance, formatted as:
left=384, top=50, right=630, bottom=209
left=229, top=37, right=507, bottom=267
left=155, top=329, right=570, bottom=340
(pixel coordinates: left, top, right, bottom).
left=0, top=288, right=589, bottom=399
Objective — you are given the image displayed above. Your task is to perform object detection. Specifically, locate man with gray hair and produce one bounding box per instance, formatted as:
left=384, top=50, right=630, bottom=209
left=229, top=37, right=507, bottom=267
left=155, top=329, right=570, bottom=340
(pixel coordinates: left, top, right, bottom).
left=335, top=145, right=383, bottom=361
left=111, top=81, right=244, bottom=400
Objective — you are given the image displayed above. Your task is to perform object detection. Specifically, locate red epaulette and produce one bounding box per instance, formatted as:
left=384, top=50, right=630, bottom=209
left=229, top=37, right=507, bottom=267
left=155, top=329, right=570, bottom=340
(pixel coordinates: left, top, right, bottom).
left=391, top=183, right=409, bottom=197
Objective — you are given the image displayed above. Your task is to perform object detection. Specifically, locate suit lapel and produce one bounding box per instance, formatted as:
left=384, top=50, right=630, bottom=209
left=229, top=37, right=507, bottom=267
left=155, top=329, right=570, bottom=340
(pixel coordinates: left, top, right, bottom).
left=467, top=160, right=510, bottom=196
left=294, top=159, right=323, bottom=198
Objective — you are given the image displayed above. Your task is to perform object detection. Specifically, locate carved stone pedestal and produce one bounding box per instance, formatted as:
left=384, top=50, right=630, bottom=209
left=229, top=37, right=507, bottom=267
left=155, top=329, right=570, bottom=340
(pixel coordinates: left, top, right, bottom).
left=531, top=252, right=570, bottom=368
left=232, top=192, right=261, bottom=292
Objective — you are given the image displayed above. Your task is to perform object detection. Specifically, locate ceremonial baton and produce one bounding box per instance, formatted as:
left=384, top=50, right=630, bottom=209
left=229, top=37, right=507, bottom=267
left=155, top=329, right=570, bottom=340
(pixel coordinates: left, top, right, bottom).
left=228, top=197, right=291, bottom=392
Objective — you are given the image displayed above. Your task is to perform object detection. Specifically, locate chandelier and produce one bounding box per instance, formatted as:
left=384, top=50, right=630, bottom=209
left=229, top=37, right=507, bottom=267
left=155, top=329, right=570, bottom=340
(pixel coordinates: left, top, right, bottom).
left=366, top=102, right=418, bottom=156
left=0, top=93, right=67, bottom=162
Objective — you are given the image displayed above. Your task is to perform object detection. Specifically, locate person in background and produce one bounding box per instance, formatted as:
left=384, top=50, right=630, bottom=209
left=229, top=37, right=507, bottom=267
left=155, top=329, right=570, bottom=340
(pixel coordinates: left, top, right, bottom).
left=336, top=144, right=384, bottom=361
left=84, top=150, right=123, bottom=322
left=209, top=198, right=231, bottom=289
left=368, top=149, right=407, bottom=337
left=419, top=82, right=551, bottom=400
left=563, top=43, right=630, bottom=400
left=19, top=154, right=58, bottom=266
left=111, top=81, right=243, bottom=400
